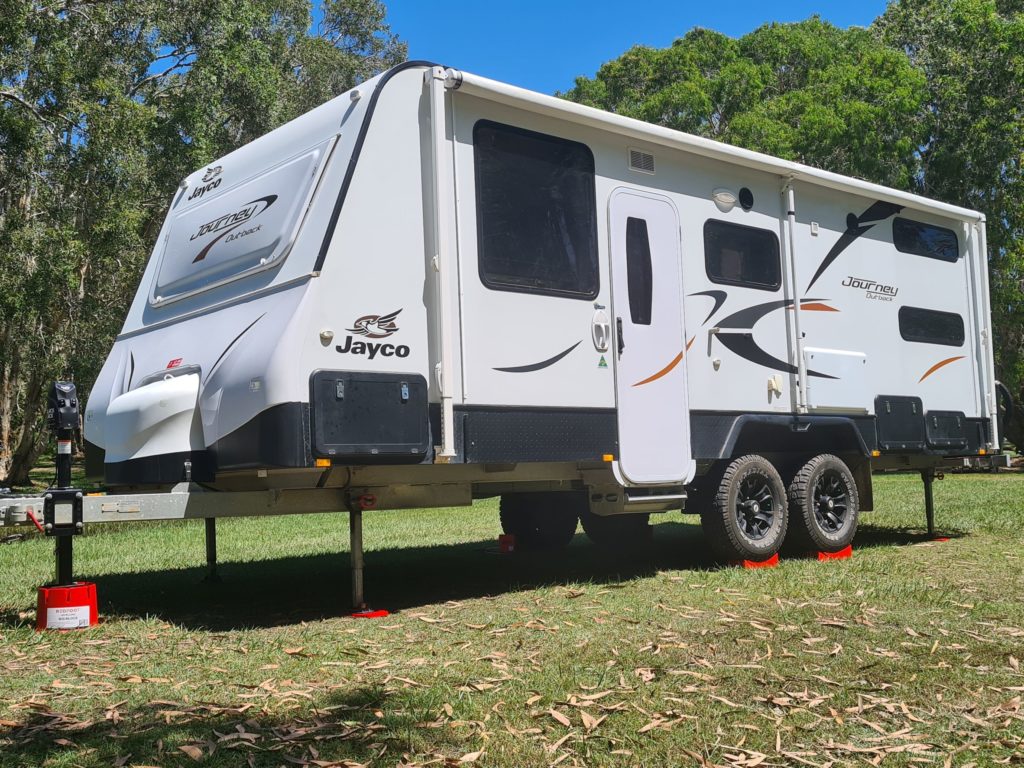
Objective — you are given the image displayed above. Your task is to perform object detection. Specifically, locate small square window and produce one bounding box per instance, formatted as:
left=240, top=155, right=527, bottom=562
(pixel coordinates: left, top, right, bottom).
left=704, top=220, right=781, bottom=291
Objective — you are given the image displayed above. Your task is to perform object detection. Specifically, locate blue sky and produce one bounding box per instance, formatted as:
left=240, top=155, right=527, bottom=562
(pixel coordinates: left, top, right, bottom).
left=384, top=0, right=890, bottom=95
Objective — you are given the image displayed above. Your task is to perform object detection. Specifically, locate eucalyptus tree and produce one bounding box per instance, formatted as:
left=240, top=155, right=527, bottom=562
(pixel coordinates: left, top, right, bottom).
left=0, top=0, right=404, bottom=485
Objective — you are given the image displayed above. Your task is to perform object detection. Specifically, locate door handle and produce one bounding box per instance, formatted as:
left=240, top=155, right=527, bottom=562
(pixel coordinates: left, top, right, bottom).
left=616, top=317, right=625, bottom=357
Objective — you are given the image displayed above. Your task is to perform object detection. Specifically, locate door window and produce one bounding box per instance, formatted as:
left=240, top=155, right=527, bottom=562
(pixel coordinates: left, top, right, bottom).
left=626, top=217, right=653, bottom=325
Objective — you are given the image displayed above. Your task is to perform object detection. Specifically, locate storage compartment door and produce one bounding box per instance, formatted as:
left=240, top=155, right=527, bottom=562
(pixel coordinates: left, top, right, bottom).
left=311, top=372, right=429, bottom=462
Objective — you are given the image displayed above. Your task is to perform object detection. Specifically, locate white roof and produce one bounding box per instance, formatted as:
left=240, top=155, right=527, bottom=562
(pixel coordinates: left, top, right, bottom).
left=451, top=69, right=983, bottom=223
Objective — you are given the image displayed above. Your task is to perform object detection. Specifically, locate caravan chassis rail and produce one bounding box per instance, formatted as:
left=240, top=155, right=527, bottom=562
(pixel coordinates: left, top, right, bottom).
left=1, top=485, right=378, bottom=610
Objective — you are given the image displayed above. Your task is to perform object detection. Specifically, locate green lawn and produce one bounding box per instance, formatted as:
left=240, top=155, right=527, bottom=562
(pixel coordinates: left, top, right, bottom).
left=1, top=473, right=1023, bottom=767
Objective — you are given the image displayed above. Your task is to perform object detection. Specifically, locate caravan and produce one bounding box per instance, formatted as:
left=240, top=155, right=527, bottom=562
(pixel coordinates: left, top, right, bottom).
left=80, top=61, right=1001, bottom=564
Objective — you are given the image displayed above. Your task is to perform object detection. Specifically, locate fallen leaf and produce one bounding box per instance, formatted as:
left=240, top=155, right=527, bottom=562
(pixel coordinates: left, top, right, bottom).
left=459, top=750, right=484, bottom=763
left=549, top=709, right=571, bottom=727
left=179, top=744, right=204, bottom=761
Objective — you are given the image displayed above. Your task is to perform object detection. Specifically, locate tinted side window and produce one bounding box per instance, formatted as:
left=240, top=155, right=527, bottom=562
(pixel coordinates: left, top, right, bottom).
left=704, top=220, right=781, bottom=291
left=474, top=120, right=598, bottom=298
left=626, top=217, right=653, bottom=325
left=899, top=306, right=965, bottom=346
left=893, top=217, right=960, bottom=262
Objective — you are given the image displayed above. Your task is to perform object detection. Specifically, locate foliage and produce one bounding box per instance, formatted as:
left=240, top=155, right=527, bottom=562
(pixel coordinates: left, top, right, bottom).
left=566, top=9, right=1024, bottom=446
left=0, top=0, right=405, bottom=484
left=564, top=18, right=929, bottom=188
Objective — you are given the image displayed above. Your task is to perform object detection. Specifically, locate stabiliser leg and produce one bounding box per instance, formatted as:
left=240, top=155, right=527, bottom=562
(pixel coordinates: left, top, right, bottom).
left=921, top=468, right=935, bottom=538
left=349, top=505, right=365, bottom=611
left=203, top=518, right=220, bottom=583
left=55, top=536, right=73, bottom=586
left=346, top=494, right=388, bottom=618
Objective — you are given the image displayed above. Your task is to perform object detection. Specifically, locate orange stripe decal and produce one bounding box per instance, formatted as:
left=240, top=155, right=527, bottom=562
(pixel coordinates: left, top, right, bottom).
left=918, top=355, right=965, bottom=383
left=632, top=337, right=695, bottom=387
left=787, top=302, right=840, bottom=312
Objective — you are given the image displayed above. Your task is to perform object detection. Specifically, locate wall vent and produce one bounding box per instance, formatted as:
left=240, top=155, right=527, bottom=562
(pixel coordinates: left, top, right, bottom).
left=629, top=149, right=655, bottom=174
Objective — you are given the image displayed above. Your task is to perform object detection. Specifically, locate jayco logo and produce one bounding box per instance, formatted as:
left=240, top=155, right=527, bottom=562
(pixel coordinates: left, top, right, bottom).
left=336, top=309, right=409, bottom=359
left=188, top=166, right=223, bottom=201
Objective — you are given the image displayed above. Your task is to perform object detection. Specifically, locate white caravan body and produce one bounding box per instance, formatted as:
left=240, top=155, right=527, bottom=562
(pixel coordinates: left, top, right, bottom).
left=85, top=62, right=998, bottom=514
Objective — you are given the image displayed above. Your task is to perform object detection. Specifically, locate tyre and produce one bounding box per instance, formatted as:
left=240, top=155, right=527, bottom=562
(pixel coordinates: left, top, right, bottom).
left=785, top=454, right=859, bottom=553
left=579, top=509, right=651, bottom=549
left=700, top=454, right=788, bottom=562
left=499, top=493, right=579, bottom=550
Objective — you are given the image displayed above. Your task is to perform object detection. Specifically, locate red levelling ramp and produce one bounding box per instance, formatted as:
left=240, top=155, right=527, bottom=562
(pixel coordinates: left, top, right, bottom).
left=351, top=609, right=390, bottom=619
left=731, top=553, right=779, bottom=569
left=816, top=544, right=853, bottom=561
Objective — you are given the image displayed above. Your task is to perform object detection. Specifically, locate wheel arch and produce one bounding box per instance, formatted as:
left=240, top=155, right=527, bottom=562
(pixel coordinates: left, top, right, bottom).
left=691, top=414, right=874, bottom=511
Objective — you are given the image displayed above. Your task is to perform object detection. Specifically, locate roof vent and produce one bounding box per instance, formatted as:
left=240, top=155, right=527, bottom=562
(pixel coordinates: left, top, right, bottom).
left=629, top=149, right=655, bottom=174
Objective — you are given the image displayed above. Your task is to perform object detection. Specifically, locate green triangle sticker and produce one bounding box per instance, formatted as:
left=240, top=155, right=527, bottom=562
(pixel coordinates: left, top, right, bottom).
left=598, top=356, right=608, bottom=368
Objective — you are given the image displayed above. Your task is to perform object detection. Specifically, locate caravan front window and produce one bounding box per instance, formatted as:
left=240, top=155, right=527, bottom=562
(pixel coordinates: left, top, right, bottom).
left=473, top=120, right=599, bottom=299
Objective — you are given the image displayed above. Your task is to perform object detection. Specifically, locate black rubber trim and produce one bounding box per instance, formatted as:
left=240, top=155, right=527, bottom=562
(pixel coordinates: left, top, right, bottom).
left=105, top=450, right=215, bottom=486
left=314, top=60, right=442, bottom=273
left=457, top=405, right=617, bottom=463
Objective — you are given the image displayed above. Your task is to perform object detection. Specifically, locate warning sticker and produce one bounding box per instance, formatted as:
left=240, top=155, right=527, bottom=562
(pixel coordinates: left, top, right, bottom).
left=45, top=606, right=90, bottom=629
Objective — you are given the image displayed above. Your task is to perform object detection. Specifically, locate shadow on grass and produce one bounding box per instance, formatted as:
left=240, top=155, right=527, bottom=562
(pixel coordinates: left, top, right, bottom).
left=854, top=523, right=966, bottom=549
left=0, top=683, right=444, bottom=768
left=5, top=518, right=961, bottom=633
left=62, top=521, right=711, bottom=631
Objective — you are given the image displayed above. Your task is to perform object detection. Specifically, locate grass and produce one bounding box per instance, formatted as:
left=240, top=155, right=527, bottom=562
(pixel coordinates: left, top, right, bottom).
left=1, top=472, right=1023, bottom=767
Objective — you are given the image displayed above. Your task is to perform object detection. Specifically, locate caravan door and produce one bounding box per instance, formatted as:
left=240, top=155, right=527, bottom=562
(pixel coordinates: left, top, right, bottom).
left=609, top=189, right=693, bottom=485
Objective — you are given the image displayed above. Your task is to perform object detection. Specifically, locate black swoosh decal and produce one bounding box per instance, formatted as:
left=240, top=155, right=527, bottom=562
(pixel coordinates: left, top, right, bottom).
left=690, top=289, right=728, bottom=325
left=206, top=313, right=266, bottom=381
left=712, top=297, right=836, bottom=378
left=494, top=341, right=582, bottom=373
left=717, top=298, right=826, bottom=329
left=806, top=201, right=904, bottom=291
left=716, top=333, right=837, bottom=379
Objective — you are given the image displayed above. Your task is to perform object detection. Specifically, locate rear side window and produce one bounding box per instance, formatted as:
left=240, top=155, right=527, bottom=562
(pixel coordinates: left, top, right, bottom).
left=474, top=120, right=599, bottom=299
left=893, top=217, right=960, bottom=262
left=899, top=306, right=965, bottom=346
left=704, top=220, right=781, bottom=291
left=626, top=217, right=653, bottom=325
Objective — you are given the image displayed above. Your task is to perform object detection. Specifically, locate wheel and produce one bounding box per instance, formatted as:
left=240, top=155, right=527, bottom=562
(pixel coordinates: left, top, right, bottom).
left=499, top=493, right=579, bottom=550
left=785, top=454, right=859, bottom=553
left=700, top=454, right=788, bottom=562
left=579, top=508, right=651, bottom=549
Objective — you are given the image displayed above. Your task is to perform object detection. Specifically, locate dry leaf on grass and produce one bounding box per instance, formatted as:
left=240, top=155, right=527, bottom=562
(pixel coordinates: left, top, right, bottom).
left=548, top=709, right=571, bottom=727
left=178, top=744, right=204, bottom=761
left=459, top=750, right=484, bottom=763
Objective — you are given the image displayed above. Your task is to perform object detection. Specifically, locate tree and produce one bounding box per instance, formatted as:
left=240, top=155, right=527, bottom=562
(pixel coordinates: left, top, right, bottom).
left=0, top=0, right=404, bottom=485
left=875, top=0, right=1024, bottom=447
left=563, top=18, right=928, bottom=188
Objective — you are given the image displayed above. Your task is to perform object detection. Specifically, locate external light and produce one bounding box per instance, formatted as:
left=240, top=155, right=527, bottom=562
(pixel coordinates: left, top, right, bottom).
left=712, top=188, right=737, bottom=213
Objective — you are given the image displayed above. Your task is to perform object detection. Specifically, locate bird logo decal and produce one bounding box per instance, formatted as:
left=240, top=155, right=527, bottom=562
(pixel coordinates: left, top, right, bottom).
left=347, top=309, right=402, bottom=339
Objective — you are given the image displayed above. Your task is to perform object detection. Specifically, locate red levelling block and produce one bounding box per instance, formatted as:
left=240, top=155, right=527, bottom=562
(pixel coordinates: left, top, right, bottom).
left=36, top=582, right=98, bottom=631
left=816, top=544, right=853, bottom=561
left=731, top=553, right=779, bottom=569
left=351, top=609, right=390, bottom=619
left=931, top=536, right=950, bottom=542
